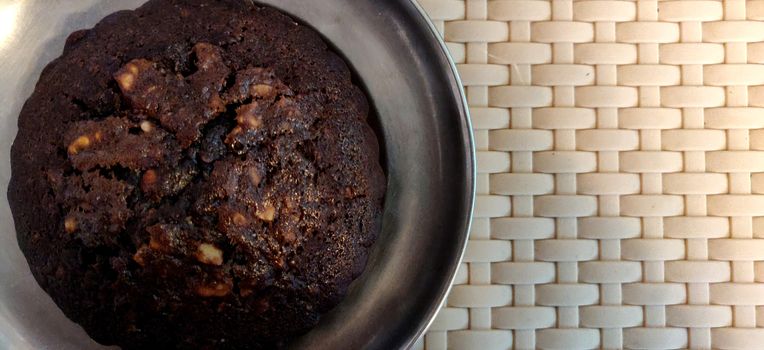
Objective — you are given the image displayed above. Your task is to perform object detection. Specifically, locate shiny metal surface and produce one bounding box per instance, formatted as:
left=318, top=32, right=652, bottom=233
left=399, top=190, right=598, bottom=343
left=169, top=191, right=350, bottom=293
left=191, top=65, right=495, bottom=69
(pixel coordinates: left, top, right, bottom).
left=0, top=1, right=474, bottom=349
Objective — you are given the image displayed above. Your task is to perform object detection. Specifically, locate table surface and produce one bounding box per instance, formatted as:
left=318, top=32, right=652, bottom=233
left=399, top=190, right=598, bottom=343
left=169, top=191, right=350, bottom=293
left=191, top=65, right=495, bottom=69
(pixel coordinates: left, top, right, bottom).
left=416, top=1, right=764, bottom=349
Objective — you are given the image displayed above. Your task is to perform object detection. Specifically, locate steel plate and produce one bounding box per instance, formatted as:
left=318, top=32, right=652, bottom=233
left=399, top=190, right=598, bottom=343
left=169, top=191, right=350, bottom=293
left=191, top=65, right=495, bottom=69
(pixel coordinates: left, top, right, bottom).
left=0, top=1, right=474, bottom=349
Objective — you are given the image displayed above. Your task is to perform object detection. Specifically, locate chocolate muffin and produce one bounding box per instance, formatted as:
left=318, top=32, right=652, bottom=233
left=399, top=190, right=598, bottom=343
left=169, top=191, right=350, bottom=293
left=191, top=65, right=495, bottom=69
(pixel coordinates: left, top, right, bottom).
left=7, top=0, right=385, bottom=349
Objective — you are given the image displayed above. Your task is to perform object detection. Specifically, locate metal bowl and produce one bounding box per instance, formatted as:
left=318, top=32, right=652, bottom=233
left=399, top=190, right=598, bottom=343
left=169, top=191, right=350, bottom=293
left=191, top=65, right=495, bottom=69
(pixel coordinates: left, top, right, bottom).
left=0, top=1, right=475, bottom=349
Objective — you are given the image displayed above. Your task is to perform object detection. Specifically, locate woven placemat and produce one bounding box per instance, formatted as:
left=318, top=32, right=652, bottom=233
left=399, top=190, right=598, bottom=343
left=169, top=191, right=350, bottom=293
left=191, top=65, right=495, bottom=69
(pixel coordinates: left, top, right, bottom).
left=414, top=0, right=764, bottom=349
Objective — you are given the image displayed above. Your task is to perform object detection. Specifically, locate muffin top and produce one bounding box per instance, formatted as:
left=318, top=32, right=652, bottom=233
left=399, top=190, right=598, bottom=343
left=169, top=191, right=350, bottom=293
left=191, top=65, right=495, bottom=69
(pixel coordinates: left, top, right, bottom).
left=8, top=0, right=385, bottom=348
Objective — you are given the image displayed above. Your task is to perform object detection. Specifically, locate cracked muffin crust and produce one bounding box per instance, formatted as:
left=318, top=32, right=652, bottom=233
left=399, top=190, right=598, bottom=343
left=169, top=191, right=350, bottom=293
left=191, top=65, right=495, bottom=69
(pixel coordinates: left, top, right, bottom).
left=8, top=0, right=385, bottom=349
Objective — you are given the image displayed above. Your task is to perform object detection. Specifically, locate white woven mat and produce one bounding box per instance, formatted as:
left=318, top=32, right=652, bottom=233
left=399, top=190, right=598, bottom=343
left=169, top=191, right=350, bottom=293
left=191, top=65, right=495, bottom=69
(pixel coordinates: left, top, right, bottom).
left=414, top=1, right=764, bottom=349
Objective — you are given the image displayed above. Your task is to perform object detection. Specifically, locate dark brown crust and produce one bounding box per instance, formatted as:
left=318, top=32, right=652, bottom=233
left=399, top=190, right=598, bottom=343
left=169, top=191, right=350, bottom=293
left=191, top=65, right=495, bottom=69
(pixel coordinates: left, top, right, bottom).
left=8, top=1, right=385, bottom=349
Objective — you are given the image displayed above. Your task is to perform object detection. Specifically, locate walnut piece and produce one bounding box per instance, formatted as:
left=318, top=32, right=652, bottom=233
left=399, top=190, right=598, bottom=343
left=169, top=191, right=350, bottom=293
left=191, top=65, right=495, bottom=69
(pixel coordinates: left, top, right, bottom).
left=236, top=103, right=262, bottom=129
left=256, top=203, right=276, bottom=222
left=232, top=213, right=248, bottom=226
left=140, top=120, right=154, bottom=133
left=64, top=217, right=77, bottom=233
left=196, top=282, right=231, bottom=297
left=67, top=135, right=91, bottom=155
left=252, top=84, right=273, bottom=97
left=248, top=168, right=262, bottom=186
left=148, top=236, right=163, bottom=251
left=115, top=62, right=140, bottom=92
left=132, top=245, right=149, bottom=266
left=195, top=243, right=224, bottom=266
left=141, top=169, right=158, bottom=191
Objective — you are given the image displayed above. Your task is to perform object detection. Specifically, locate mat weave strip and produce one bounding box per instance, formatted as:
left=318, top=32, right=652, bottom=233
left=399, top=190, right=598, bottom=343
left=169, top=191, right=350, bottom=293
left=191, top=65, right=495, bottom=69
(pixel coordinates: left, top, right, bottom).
left=416, top=1, right=764, bottom=349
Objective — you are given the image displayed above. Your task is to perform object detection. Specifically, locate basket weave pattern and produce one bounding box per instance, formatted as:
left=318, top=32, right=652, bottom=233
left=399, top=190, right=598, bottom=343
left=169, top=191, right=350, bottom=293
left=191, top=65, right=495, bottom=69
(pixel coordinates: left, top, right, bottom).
left=417, top=1, right=764, bottom=349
